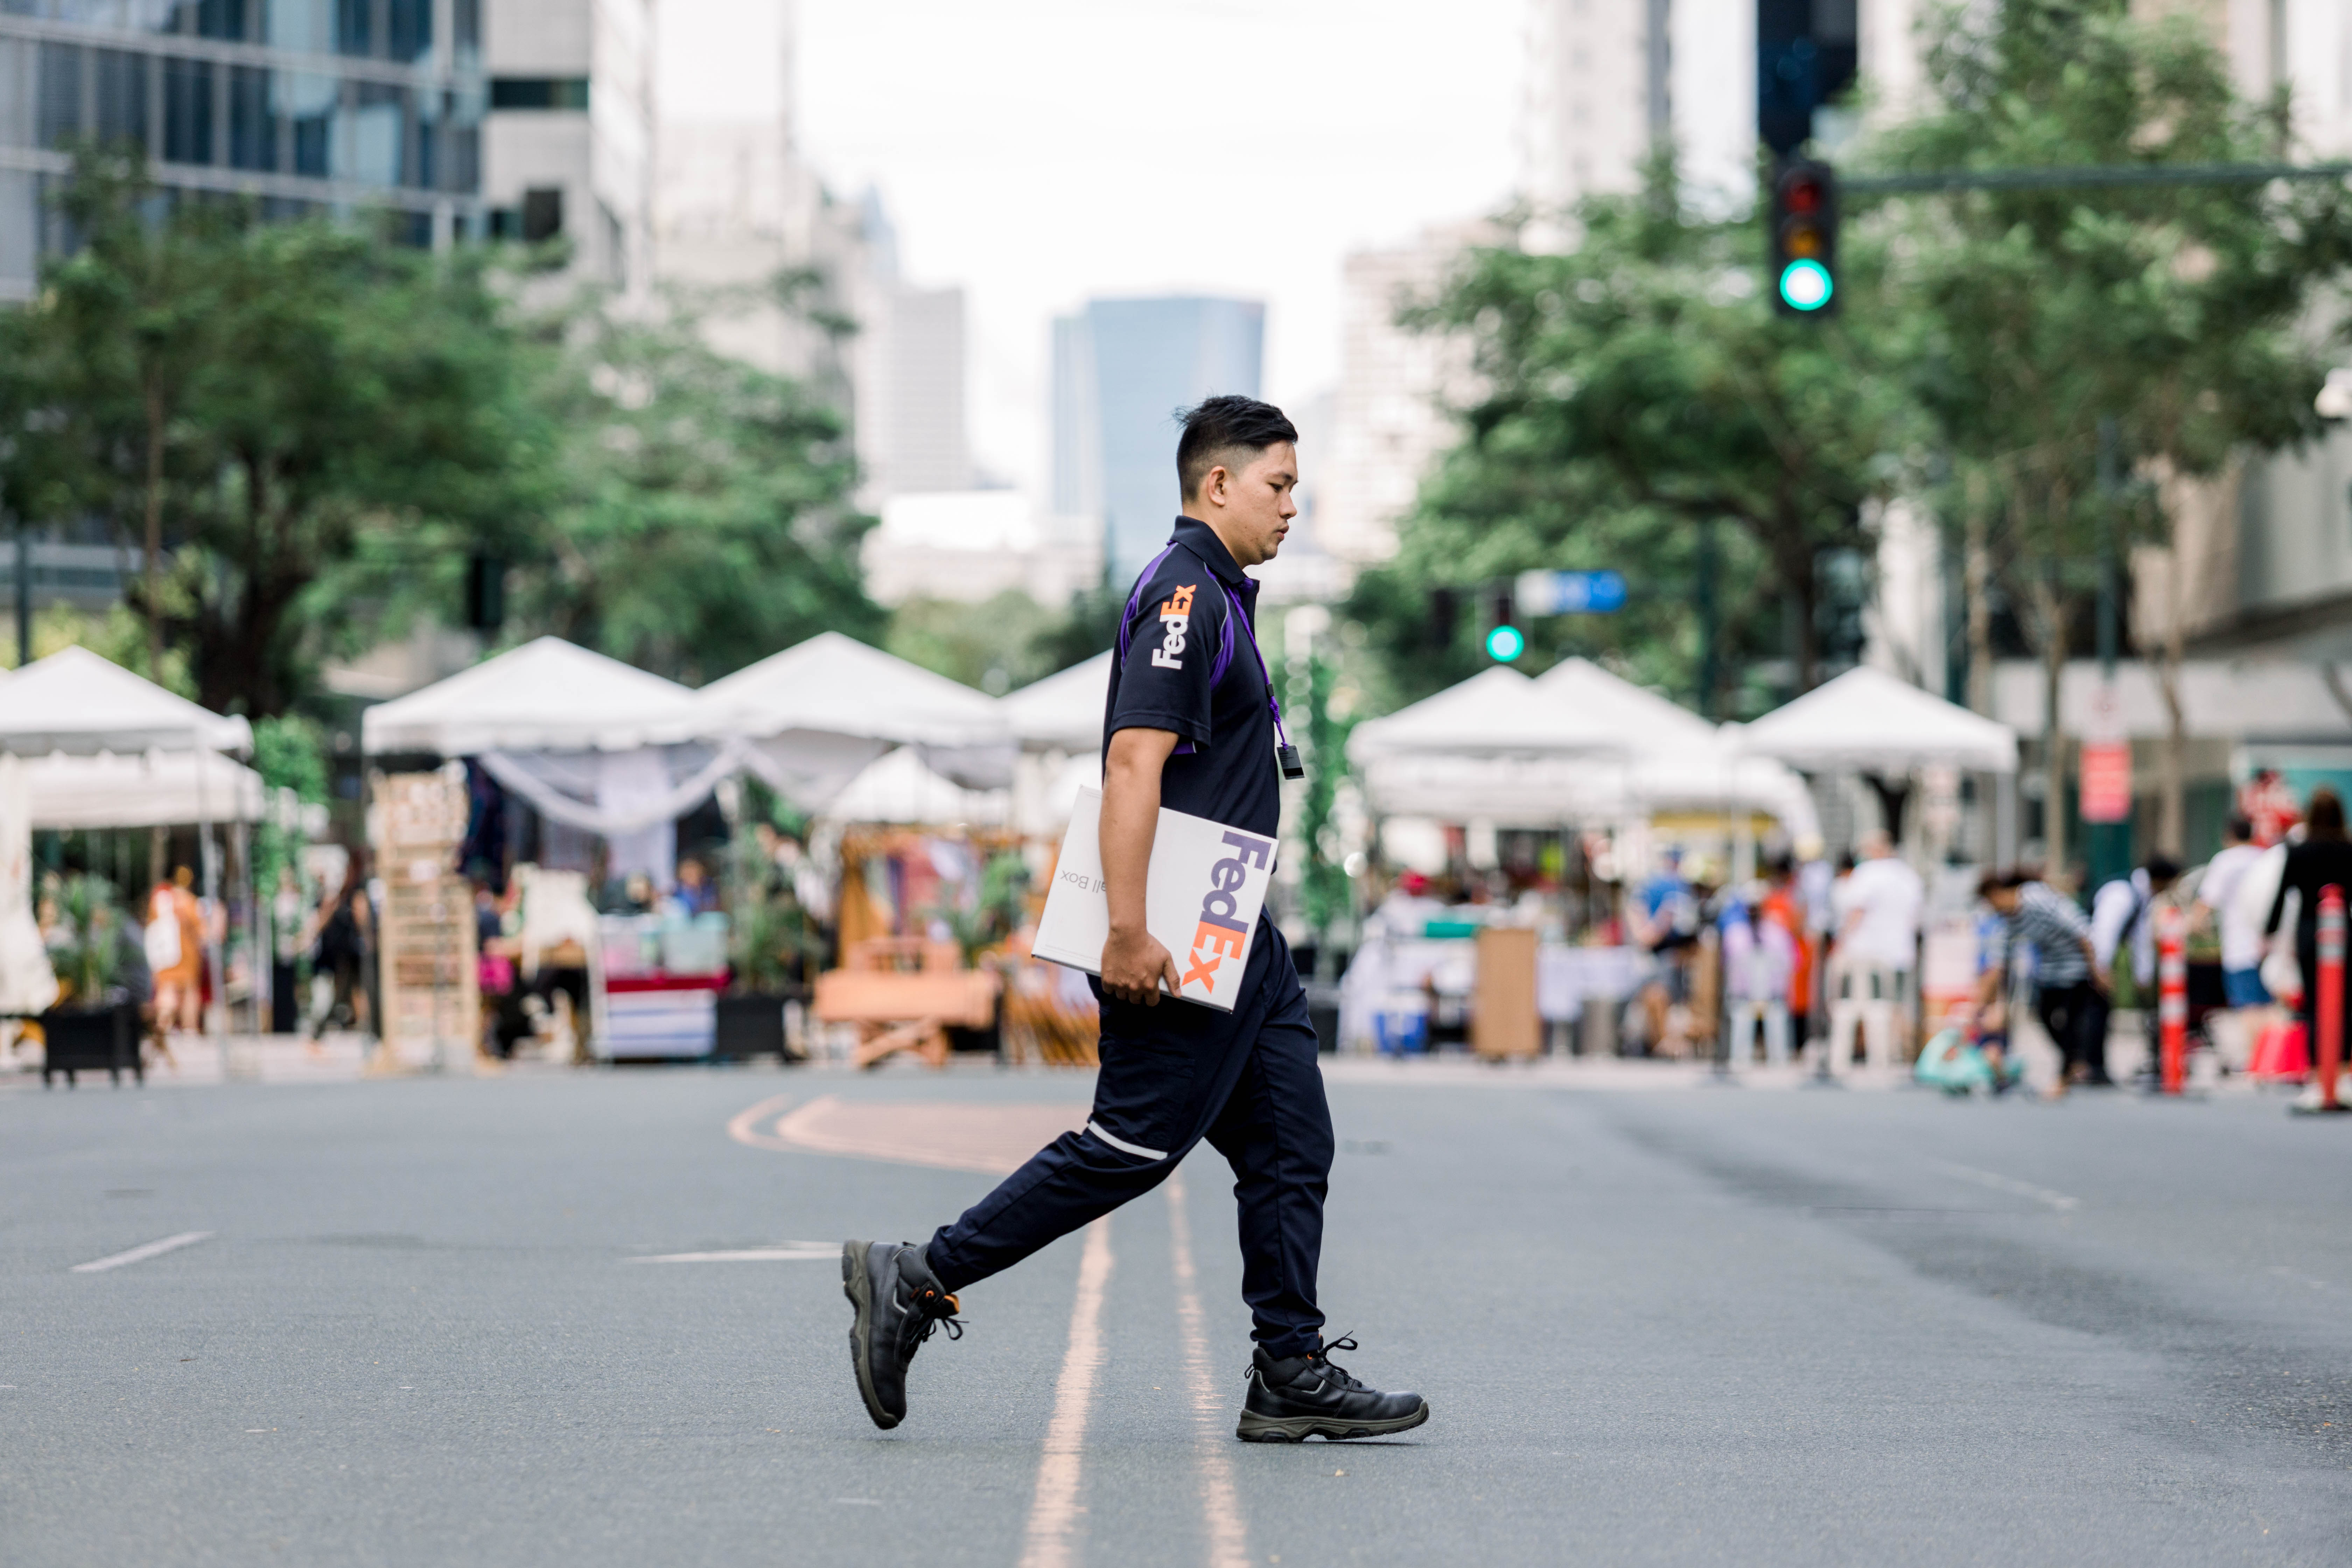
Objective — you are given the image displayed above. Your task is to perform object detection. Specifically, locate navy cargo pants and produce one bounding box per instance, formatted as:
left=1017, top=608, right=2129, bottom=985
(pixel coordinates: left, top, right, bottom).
left=925, top=919, right=1333, bottom=1359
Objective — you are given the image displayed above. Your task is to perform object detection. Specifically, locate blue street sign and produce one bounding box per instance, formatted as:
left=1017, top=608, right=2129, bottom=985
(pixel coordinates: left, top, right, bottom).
left=1513, top=569, right=1628, bottom=616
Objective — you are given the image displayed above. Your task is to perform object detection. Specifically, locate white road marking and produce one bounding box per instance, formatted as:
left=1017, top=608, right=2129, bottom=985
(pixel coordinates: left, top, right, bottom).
left=724, top=1093, right=797, bottom=1152
left=1167, top=1171, right=1251, bottom=1568
left=1017, top=1216, right=1114, bottom=1568
left=1933, top=1161, right=2080, bottom=1211
left=626, top=1247, right=838, bottom=1264
left=71, top=1231, right=214, bottom=1273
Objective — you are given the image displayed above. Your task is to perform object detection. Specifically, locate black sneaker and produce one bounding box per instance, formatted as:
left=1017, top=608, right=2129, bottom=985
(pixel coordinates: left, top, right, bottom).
left=1236, top=1335, right=1428, bottom=1443
left=842, top=1239, right=963, bottom=1430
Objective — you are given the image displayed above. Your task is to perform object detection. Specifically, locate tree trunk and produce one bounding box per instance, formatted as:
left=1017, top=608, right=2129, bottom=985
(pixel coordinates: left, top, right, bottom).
left=1964, top=470, right=1993, bottom=716
left=2149, top=475, right=2189, bottom=857
left=2029, top=569, right=2068, bottom=878
left=1773, top=522, right=1820, bottom=693
left=142, top=382, right=166, bottom=683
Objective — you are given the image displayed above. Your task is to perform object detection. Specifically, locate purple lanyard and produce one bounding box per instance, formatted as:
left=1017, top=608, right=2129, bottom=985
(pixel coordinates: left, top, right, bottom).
left=1216, top=580, right=1293, bottom=753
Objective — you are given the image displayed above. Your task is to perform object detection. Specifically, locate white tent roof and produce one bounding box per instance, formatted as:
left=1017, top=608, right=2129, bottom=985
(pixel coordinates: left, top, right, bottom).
left=361, top=637, right=701, bottom=755
left=694, top=632, right=1008, bottom=749
left=1534, top=658, right=1718, bottom=751
left=1000, top=651, right=1110, bottom=754
left=0, top=646, right=252, bottom=756
left=822, top=746, right=1007, bottom=827
left=1740, top=666, right=2018, bottom=774
left=1359, top=753, right=1629, bottom=821
left=1349, top=667, right=1626, bottom=764
left=23, top=750, right=266, bottom=829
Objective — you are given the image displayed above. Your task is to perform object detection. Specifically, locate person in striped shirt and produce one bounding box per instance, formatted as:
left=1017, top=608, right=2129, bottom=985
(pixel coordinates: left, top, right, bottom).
left=1977, top=870, right=2107, bottom=1097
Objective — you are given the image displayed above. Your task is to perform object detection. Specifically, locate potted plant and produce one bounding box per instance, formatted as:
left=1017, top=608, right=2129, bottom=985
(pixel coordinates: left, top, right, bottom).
left=40, top=873, right=142, bottom=1087
left=927, top=849, right=1032, bottom=1056
left=714, top=831, right=826, bottom=1062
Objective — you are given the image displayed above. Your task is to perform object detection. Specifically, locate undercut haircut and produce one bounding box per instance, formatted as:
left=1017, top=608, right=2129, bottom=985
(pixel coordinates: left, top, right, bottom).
left=1176, top=395, right=1298, bottom=501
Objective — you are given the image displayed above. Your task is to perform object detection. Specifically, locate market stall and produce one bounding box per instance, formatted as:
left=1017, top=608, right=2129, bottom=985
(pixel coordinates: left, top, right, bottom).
left=0, top=648, right=258, bottom=1062
left=694, top=631, right=1015, bottom=808
left=362, top=638, right=723, bottom=1062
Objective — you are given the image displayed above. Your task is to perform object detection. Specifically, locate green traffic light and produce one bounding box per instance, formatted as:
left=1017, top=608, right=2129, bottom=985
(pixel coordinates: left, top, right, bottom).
left=1779, top=259, right=1833, bottom=311
left=1485, top=625, right=1525, bottom=663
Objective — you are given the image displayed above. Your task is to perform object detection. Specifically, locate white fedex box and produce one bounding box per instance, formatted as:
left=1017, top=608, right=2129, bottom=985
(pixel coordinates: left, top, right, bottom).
left=1032, top=787, right=1277, bottom=1012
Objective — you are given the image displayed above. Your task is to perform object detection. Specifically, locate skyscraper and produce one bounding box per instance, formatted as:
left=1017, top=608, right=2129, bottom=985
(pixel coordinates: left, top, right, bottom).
left=1051, top=295, right=1264, bottom=582
left=0, top=0, right=489, bottom=299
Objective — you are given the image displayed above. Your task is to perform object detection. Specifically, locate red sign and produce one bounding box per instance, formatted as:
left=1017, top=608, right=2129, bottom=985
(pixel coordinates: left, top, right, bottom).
left=2080, top=740, right=2132, bottom=824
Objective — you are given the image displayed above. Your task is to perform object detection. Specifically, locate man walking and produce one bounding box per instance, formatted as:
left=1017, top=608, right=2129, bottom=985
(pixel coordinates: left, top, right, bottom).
left=2089, top=854, right=2182, bottom=1088
left=1977, top=869, right=2104, bottom=1097
left=842, top=396, right=1428, bottom=1443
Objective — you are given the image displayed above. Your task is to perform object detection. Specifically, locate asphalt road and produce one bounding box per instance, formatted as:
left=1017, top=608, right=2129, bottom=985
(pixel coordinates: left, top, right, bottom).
left=3, top=1064, right=2349, bottom=1567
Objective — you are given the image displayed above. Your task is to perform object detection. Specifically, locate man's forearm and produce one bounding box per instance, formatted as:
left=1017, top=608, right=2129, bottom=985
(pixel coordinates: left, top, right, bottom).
left=1101, top=741, right=1168, bottom=937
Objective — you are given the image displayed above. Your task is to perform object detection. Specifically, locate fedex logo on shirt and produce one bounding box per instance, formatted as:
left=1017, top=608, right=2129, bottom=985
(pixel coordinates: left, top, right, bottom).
left=1150, top=584, right=1197, bottom=669
left=1179, top=829, right=1273, bottom=994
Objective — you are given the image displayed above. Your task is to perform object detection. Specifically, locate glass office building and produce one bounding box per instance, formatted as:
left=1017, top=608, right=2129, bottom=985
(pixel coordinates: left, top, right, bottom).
left=0, top=0, right=487, bottom=298
left=1052, top=295, right=1266, bottom=583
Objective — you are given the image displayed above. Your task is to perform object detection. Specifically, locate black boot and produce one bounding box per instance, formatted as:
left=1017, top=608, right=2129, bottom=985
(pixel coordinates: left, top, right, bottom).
left=1237, top=1335, right=1428, bottom=1443
left=842, top=1239, right=963, bottom=1430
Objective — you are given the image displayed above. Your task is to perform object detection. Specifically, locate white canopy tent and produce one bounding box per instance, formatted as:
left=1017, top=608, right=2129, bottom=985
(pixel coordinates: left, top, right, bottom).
left=0, top=648, right=259, bottom=1045
left=0, top=646, right=252, bottom=756
left=693, top=631, right=1014, bottom=806
left=1350, top=667, right=1626, bottom=765
left=822, top=747, right=1009, bottom=828
left=24, top=750, right=267, bottom=829
left=999, top=651, right=1110, bottom=755
left=1739, top=666, right=2018, bottom=775
left=362, top=636, right=703, bottom=756
left=361, top=637, right=729, bottom=887
left=1533, top=660, right=1819, bottom=836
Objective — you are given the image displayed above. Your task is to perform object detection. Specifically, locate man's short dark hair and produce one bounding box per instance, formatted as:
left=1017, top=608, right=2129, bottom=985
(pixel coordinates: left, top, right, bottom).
left=2144, top=853, right=2183, bottom=885
left=2227, top=813, right=2254, bottom=842
left=1176, top=394, right=1297, bottom=500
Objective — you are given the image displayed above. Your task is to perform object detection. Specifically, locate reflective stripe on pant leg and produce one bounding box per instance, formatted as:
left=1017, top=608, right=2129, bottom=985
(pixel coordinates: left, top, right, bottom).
left=1084, top=1120, right=1168, bottom=1161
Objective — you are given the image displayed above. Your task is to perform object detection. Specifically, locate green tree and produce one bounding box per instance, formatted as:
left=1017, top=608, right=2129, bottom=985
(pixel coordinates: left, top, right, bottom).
left=887, top=589, right=1059, bottom=693
left=23, top=152, right=537, bottom=716
left=1351, top=160, right=1912, bottom=712
left=34, top=145, right=232, bottom=682
left=1871, top=0, right=2352, bottom=859
left=508, top=286, right=879, bottom=684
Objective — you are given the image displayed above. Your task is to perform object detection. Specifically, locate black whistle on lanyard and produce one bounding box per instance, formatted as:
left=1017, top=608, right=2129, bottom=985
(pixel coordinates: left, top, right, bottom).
left=1278, top=743, right=1305, bottom=781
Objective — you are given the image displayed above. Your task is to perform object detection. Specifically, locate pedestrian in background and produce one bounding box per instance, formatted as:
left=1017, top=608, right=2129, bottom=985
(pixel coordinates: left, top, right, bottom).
left=2201, top=816, right=2271, bottom=1009
left=1830, top=832, right=1924, bottom=1062
left=2240, top=768, right=2301, bottom=848
left=2090, top=854, right=2182, bottom=1087
left=148, top=866, right=203, bottom=1038
left=1978, top=868, right=2104, bottom=1097
left=2264, top=787, right=2352, bottom=1088
left=309, top=874, right=372, bottom=1041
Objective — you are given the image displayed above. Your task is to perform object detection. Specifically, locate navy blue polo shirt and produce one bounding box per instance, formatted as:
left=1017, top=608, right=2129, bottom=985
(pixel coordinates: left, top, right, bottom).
left=1102, top=516, right=1282, bottom=839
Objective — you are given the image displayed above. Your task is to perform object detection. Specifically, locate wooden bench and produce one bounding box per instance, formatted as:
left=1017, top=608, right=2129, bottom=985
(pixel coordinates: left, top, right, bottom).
left=813, top=939, right=1001, bottom=1070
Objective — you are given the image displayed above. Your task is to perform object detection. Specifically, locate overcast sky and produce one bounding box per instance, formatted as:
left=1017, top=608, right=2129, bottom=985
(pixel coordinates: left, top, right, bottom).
left=663, top=0, right=1526, bottom=497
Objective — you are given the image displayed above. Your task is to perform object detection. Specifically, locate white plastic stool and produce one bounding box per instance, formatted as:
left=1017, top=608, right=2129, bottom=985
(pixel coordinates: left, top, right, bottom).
left=1825, top=963, right=1906, bottom=1074
left=1725, top=1000, right=1791, bottom=1070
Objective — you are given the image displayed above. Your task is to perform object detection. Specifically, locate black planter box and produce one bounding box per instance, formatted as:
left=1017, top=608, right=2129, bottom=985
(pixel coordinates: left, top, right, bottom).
left=41, top=1002, right=141, bottom=1087
left=714, top=992, right=799, bottom=1062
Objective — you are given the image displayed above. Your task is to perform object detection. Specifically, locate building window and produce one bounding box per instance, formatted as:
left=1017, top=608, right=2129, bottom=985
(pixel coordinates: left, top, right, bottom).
left=452, top=0, right=478, bottom=51
left=489, top=77, right=587, bottom=110
left=93, top=49, right=149, bottom=149
left=335, top=0, right=370, bottom=57
left=387, top=0, right=429, bottom=60
left=522, top=185, right=561, bottom=240
left=37, top=42, right=82, bottom=147
left=164, top=56, right=215, bottom=164
left=196, top=0, right=247, bottom=42
left=228, top=64, right=275, bottom=170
